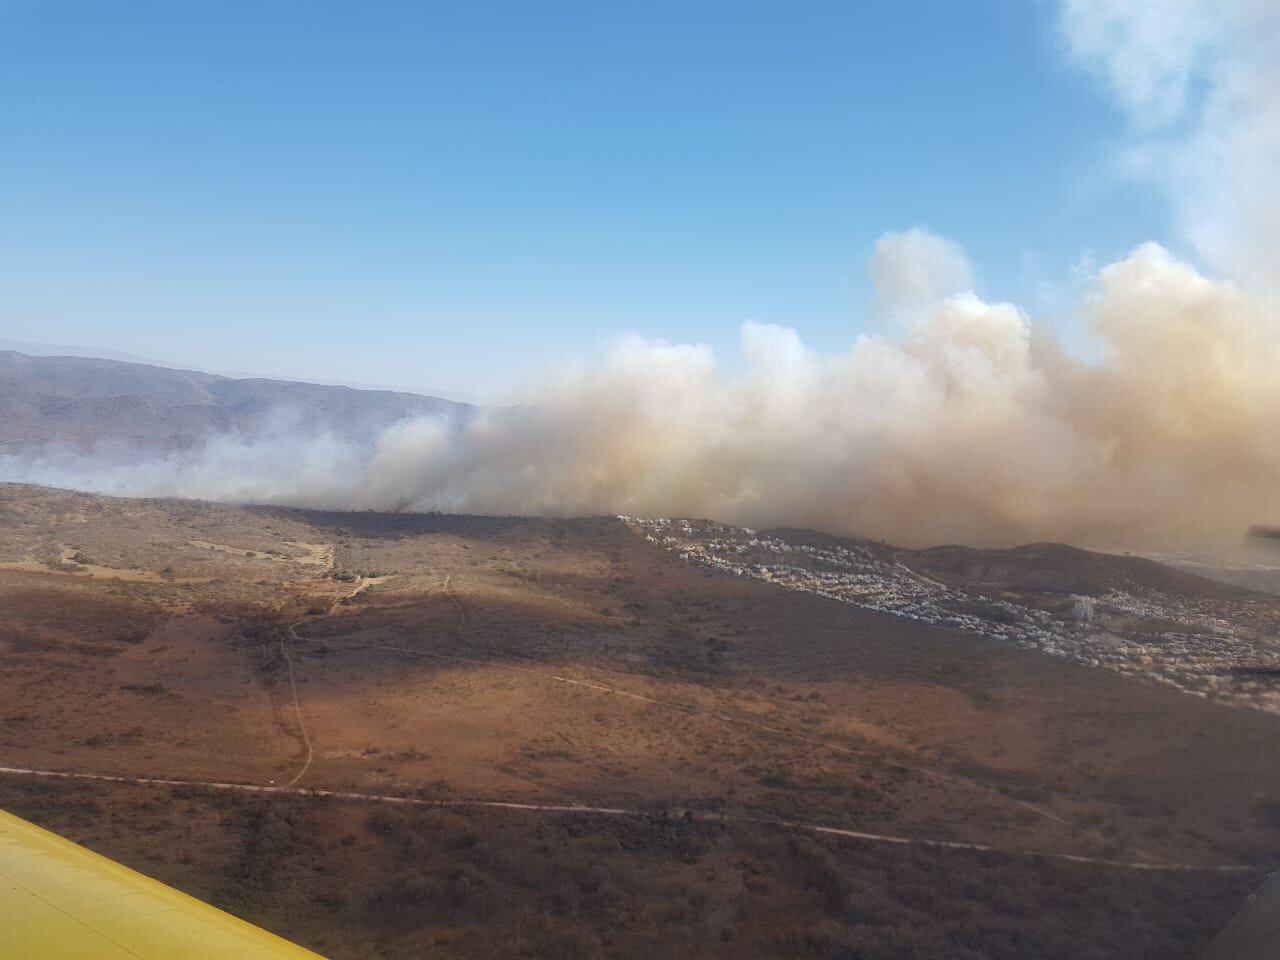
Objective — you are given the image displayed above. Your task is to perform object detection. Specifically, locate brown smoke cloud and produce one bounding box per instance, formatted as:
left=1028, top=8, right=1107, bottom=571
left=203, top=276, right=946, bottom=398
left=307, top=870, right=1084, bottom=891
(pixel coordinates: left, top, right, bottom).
left=336, top=241, right=1279, bottom=546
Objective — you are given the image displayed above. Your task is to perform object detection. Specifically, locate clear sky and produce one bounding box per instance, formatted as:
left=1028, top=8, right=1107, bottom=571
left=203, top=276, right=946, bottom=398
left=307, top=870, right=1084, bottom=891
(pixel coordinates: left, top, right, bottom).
left=1, top=1, right=1171, bottom=400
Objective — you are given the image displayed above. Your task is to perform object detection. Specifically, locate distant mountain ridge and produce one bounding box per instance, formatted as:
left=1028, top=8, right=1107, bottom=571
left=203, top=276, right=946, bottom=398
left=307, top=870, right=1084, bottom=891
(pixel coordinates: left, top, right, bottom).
left=0, top=350, right=470, bottom=450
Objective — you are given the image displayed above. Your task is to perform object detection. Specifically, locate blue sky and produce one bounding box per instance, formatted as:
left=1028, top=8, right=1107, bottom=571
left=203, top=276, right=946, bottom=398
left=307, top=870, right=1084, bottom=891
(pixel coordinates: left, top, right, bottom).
left=1, top=1, right=1171, bottom=400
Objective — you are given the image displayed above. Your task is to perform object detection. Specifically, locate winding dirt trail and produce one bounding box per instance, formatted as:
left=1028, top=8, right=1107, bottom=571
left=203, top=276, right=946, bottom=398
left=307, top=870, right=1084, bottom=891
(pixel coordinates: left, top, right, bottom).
left=277, top=632, right=313, bottom=788
left=0, top=763, right=1254, bottom=874
left=274, top=576, right=387, bottom=786
left=442, top=572, right=471, bottom=630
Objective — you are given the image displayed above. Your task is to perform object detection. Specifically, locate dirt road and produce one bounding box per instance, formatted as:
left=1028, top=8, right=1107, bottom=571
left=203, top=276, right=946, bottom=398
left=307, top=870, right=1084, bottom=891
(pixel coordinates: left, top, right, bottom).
left=0, top=763, right=1254, bottom=874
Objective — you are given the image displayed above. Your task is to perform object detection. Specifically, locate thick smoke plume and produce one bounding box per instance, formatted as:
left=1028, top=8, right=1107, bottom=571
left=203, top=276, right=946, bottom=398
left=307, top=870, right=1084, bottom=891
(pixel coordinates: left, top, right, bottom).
left=375, top=241, right=1280, bottom=546
left=7, top=239, right=1278, bottom=547
left=3, top=1, right=1278, bottom=547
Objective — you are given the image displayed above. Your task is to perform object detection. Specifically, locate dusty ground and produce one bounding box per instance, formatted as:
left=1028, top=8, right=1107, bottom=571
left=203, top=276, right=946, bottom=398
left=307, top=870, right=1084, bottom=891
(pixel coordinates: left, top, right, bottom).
left=1, top=483, right=1278, bottom=959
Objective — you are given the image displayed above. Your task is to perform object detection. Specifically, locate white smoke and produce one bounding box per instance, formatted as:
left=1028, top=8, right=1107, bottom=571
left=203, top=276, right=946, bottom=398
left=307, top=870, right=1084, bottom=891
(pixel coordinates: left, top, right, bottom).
left=3, top=1, right=1278, bottom=547
left=1060, top=0, right=1280, bottom=294
left=871, top=228, right=975, bottom=320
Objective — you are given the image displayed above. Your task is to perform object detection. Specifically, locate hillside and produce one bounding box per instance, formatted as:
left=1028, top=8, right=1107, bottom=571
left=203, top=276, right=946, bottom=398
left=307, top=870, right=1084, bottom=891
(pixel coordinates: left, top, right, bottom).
left=0, top=351, right=469, bottom=450
left=2, top=484, right=1278, bottom=958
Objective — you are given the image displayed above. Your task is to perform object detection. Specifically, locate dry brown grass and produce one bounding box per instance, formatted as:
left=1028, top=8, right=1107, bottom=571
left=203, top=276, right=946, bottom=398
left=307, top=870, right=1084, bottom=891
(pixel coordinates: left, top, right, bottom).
left=1, top=483, right=1277, bottom=958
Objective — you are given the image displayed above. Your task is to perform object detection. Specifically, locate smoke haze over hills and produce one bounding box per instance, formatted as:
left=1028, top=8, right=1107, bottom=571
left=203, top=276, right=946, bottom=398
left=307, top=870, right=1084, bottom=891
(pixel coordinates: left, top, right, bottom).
left=0, top=350, right=468, bottom=450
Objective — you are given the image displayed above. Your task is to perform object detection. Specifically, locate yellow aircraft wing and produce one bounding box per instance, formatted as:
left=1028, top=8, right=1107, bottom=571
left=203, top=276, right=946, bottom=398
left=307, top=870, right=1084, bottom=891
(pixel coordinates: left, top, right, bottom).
left=0, top=808, right=326, bottom=959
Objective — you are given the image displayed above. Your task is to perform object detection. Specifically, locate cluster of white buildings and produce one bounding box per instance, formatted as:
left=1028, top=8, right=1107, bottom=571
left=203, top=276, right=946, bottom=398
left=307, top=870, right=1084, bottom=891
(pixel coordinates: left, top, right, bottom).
left=621, top=516, right=1280, bottom=714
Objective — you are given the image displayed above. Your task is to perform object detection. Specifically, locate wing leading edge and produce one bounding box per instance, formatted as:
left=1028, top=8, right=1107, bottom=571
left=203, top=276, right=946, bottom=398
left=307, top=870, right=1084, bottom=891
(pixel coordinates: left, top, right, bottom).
left=0, top=808, right=326, bottom=959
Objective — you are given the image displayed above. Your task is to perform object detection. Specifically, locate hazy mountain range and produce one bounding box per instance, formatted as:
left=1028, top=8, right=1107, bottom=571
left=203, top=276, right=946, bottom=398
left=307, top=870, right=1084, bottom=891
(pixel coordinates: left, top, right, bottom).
left=0, top=350, right=470, bottom=451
